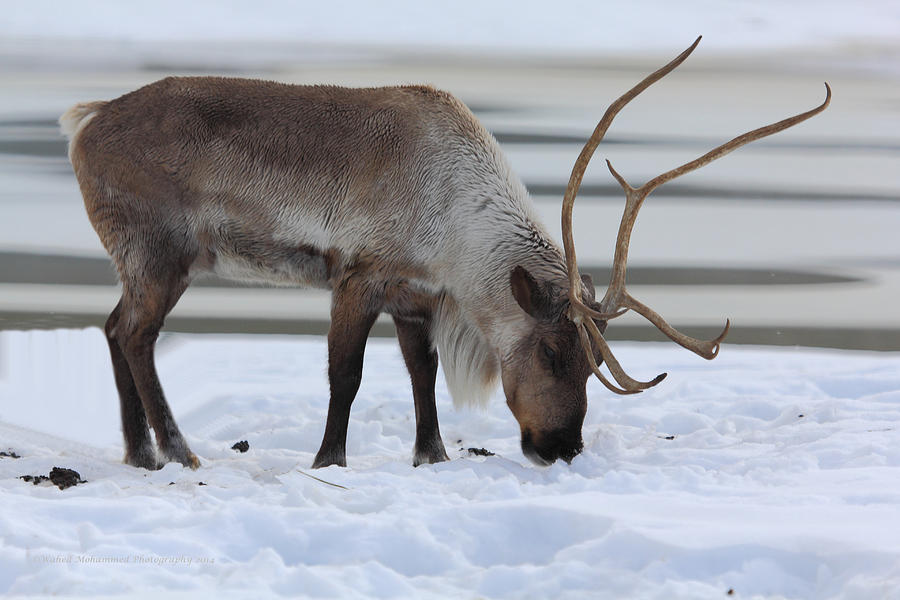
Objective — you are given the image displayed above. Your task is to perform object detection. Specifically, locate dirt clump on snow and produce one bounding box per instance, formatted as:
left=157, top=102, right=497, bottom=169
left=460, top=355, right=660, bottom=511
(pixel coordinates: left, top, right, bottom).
left=19, top=467, right=86, bottom=490
left=465, top=447, right=495, bottom=457
left=231, top=440, right=250, bottom=453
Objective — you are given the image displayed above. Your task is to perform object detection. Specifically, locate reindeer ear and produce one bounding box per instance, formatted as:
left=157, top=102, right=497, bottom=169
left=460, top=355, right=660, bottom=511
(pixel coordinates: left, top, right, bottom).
left=510, top=266, right=554, bottom=320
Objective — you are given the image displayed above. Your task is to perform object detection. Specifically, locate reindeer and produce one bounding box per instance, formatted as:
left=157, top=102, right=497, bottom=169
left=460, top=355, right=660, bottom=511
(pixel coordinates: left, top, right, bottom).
left=60, top=38, right=829, bottom=470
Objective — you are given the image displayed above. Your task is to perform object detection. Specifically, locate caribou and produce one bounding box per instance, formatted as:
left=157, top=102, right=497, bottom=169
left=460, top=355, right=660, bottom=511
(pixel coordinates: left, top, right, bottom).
left=60, top=38, right=829, bottom=470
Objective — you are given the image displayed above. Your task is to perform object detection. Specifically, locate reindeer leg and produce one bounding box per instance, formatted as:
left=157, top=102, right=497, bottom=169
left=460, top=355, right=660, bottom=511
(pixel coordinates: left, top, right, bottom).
left=105, top=300, right=156, bottom=469
left=393, top=314, right=449, bottom=466
left=312, top=279, right=380, bottom=468
left=115, top=270, right=197, bottom=470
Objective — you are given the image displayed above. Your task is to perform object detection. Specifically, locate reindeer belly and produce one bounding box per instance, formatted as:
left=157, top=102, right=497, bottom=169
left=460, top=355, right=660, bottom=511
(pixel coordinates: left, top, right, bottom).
left=207, top=237, right=332, bottom=289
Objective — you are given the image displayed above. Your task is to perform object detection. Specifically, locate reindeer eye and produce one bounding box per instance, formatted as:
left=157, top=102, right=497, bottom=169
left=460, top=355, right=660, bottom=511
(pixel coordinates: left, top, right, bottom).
left=541, top=343, right=556, bottom=362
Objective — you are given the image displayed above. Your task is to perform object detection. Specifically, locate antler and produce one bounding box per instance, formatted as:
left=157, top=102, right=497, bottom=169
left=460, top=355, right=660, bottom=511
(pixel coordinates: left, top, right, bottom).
left=562, top=36, right=831, bottom=395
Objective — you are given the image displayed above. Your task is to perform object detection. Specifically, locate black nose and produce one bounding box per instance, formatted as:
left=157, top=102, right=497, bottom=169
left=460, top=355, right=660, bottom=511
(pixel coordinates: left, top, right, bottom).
left=521, top=429, right=583, bottom=466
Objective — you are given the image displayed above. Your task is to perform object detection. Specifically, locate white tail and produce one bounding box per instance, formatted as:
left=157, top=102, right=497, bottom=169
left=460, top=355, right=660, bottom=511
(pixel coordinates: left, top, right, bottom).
left=59, top=101, right=106, bottom=160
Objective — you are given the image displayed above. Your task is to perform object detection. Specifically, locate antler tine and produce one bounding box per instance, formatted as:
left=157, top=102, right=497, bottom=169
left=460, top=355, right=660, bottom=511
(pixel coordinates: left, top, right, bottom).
left=624, top=292, right=731, bottom=359
left=583, top=316, right=668, bottom=390
left=575, top=324, right=640, bottom=395
left=561, top=35, right=702, bottom=318
left=641, top=82, right=832, bottom=198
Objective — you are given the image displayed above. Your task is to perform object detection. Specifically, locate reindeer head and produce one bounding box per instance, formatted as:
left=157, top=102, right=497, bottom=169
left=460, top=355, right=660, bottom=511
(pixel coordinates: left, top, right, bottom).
left=504, top=36, right=830, bottom=466
left=501, top=266, right=601, bottom=465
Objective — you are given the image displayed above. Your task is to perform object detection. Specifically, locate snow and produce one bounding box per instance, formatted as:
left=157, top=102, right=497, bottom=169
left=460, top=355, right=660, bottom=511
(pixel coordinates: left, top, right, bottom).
left=4, top=0, right=899, bottom=57
left=1, top=329, right=899, bottom=598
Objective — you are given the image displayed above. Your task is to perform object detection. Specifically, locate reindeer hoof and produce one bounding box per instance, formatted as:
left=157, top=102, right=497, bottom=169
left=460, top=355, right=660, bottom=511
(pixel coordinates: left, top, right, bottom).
left=183, top=452, right=201, bottom=470
left=413, top=442, right=450, bottom=467
left=124, top=446, right=159, bottom=471
left=157, top=453, right=200, bottom=470
left=311, top=450, right=347, bottom=469
left=158, top=442, right=201, bottom=470
left=167, top=451, right=201, bottom=470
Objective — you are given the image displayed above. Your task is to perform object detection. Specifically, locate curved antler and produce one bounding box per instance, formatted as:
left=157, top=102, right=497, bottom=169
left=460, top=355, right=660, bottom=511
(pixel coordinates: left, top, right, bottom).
left=562, top=37, right=831, bottom=395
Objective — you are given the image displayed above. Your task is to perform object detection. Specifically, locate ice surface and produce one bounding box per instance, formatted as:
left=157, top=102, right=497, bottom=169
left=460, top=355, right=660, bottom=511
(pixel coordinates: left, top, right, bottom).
left=1, top=329, right=899, bottom=597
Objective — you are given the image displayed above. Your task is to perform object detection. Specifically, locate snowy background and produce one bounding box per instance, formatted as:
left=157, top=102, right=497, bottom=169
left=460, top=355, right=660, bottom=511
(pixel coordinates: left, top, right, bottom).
left=2, top=1, right=900, bottom=598
left=4, top=0, right=900, bottom=58
left=3, top=0, right=900, bottom=81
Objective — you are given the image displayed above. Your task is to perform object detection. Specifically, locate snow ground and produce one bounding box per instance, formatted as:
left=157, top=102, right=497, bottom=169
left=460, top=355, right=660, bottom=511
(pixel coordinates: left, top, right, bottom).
left=1, top=329, right=899, bottom=598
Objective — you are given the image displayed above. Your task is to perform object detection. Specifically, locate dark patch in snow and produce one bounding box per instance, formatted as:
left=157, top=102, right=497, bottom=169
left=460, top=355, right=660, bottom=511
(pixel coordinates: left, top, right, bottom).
left=1, top=450, right=21, bottom=458
left=198, top=482, right=207, bottom=486
left=231, top=440, right=250, bottom=453
left=19, top=474, right=48, bottom=485
left=19, top=467, right=86, bottom=490
left=464, top=447, right=495, bottom=457
left=658, top=435, right=676, bottom=440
